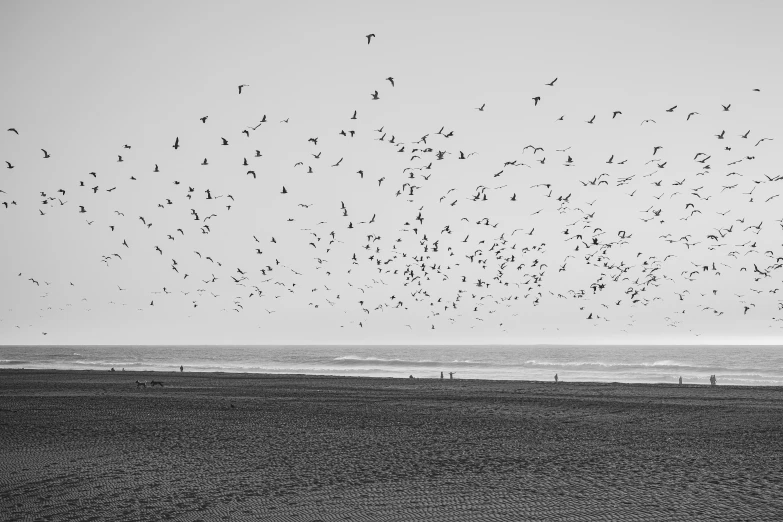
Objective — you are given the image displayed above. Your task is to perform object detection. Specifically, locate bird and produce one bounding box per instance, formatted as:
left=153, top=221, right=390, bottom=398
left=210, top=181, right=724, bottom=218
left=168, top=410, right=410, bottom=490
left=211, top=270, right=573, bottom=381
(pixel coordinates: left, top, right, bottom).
left=371, top=91, right=379, bottom=100
left=386, top=77, right=394, bottom=87
left=41, top=149, right=50, bottom=158
left=7, top=128, right=18, bottom=134
left=238, top=84, right=249, bottom=94
left=722, top=104, right=731, bottom=111
left=532, top=97, right=540, bottom=106
left=545, top=78, right=557, bottom=86
left=366, top=34, right=375, bottom=44
left=476, top=103, right=485, bottom=111
left=173, top=137, right=180, bottom=150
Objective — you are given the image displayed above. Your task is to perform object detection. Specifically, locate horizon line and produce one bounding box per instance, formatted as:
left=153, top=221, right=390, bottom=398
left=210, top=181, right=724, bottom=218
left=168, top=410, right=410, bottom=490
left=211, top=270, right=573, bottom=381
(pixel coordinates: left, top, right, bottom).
left=3, top=343, right=782, bottom=348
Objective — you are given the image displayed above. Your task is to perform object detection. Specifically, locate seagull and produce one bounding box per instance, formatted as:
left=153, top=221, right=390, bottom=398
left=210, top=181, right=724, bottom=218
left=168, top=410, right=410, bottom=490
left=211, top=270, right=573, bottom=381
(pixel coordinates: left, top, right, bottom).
left=532, top=97, right=540, bottom=106
left=386, top=77, right=394, bottom=87
left=173, top=137, right=180, bottom=150
left=7, top=128, right=18, bottom=134
left=722, top=104, right=731, bottom=111
left=476, top=103, right=485, bottom=111
left=545, top=78, right=557, bottom=86
left=41, top=149, right=50, bottom=158
left=371, top=91, right=379, bottom=100
left=238, top=84, right=249, bottom=94
left=366, top=34, right=375, bottom=44
left=687, top=112, right=699, bottom=121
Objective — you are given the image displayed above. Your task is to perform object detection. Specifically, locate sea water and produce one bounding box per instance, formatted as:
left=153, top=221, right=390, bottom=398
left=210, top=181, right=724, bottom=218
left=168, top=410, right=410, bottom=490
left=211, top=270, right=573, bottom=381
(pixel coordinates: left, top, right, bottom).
left=2, top=345, right=782, bottom=386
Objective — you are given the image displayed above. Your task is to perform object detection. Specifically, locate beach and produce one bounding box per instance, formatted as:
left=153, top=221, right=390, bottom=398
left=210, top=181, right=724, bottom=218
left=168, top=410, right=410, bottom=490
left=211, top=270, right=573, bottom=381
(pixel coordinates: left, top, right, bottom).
left=1, top=370, right=782, bottom=521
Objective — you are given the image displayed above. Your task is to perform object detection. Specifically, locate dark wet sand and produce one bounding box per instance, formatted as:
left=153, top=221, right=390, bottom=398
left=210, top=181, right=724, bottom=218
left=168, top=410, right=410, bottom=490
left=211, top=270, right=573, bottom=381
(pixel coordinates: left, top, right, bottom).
left=1, top=370, right=782, bottom=521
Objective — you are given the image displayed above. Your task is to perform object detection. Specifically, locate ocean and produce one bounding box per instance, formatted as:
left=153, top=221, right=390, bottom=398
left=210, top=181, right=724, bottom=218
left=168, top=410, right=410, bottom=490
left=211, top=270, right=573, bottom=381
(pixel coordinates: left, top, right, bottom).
left=1, top=345, right=782, bottom=386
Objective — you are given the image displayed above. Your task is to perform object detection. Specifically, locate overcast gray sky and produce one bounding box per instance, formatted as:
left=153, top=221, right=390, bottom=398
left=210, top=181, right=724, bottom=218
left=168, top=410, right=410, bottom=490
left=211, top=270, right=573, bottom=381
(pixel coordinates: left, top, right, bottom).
left=1, top=0, right=782, bottom=345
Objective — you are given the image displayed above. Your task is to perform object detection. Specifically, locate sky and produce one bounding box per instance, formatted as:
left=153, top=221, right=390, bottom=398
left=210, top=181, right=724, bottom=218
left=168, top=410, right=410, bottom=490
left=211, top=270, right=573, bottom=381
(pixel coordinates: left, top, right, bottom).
left=1, top=0, right=782, bottom=345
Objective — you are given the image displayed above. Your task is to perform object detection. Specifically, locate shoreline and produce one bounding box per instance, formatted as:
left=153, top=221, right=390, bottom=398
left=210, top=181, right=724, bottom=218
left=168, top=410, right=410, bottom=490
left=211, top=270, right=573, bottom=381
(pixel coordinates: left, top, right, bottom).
left=2, top=367, right=782, bottom=390
left=2, top=370, right=782, bottom=521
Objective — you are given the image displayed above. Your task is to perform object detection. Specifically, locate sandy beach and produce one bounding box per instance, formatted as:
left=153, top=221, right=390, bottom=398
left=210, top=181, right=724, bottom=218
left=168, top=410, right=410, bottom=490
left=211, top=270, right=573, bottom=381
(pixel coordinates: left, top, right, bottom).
left=1, top=370, right=782, bottom=521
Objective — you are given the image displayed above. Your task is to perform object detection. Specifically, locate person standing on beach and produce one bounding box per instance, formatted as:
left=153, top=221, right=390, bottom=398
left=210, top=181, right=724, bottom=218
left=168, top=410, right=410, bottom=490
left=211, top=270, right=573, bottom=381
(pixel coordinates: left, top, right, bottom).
left=441, top=371, right=444, bottom=379
left=180, top=365, right=184, bottom=373
left=679, top=376, right=682, bottom=385
left=554, top=373, right=558, bottom=383
left=449, top=372, right=455, bottom=379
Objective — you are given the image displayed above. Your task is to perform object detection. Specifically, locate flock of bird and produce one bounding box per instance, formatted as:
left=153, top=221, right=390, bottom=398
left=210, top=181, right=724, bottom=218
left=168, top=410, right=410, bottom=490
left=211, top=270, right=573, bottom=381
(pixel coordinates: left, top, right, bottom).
left=2, top=33, right=782, bottom=339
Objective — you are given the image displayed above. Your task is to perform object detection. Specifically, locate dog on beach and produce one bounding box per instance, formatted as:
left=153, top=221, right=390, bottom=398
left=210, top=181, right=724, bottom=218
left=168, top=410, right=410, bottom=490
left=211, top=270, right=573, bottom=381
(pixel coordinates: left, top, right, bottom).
left=135, top=380, right=147, bottom=388
left=150, top=380, right=164, bottom=387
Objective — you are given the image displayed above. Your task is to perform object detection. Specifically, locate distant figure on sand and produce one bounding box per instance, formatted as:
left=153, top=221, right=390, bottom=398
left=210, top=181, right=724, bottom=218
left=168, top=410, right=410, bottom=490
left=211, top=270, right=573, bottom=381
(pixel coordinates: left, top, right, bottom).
left=441, top=371, right=444, bottom=379
left=710, top=374, right=717, bottom=386
left=180, top=365, right=183, bottom=373
left=449, top=372, right=455, bottom=379
left=554, top=373, right=558, bottom=383
left=679, top=376, right=682, bottom=385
